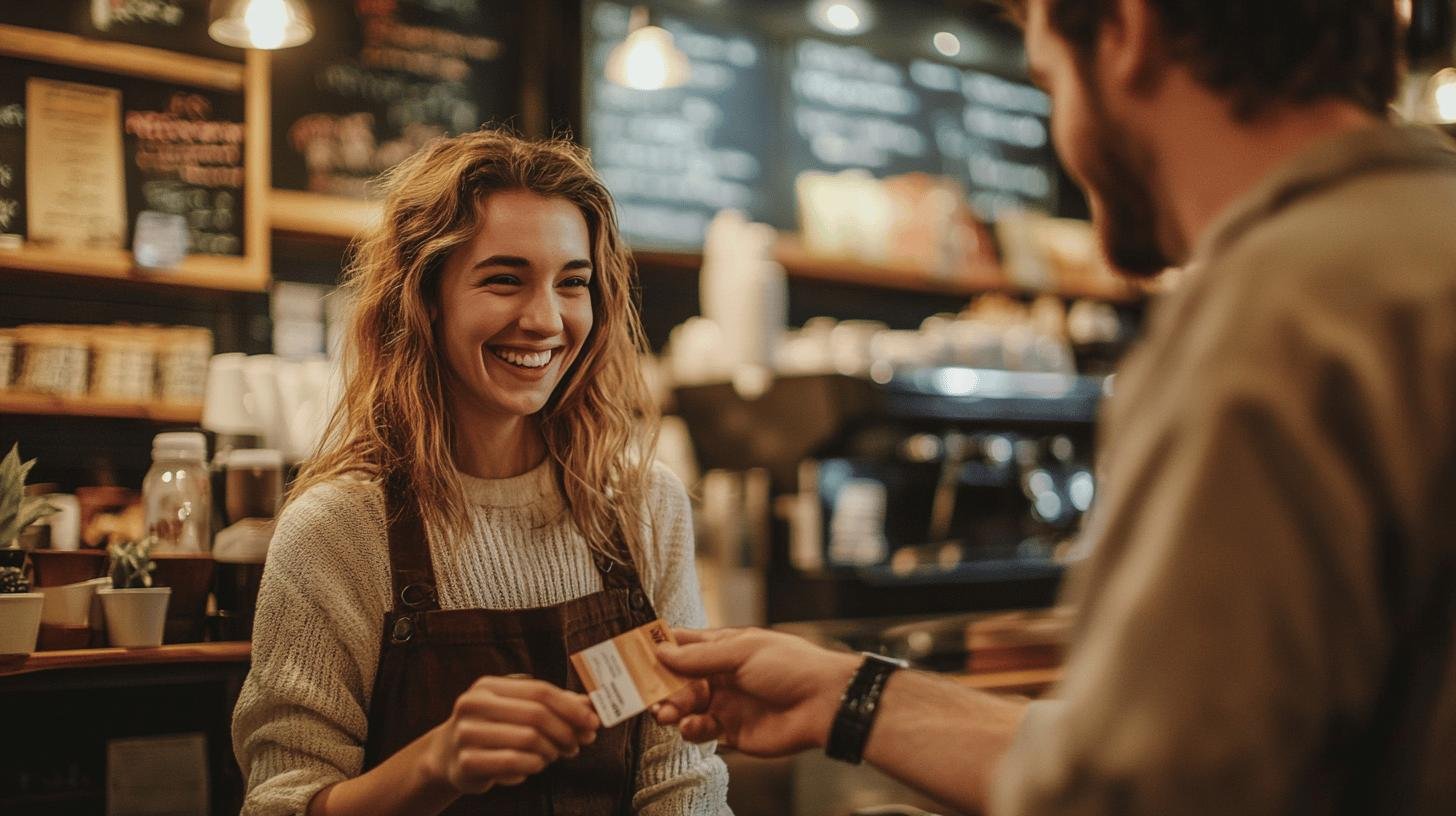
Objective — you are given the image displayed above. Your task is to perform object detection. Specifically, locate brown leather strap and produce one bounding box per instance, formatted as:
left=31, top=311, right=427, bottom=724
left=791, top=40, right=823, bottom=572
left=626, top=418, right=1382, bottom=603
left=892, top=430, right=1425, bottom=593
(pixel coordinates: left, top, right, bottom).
left=383, top=472, right=440, bottom=613
left=592, top=525, right=643, bottom=592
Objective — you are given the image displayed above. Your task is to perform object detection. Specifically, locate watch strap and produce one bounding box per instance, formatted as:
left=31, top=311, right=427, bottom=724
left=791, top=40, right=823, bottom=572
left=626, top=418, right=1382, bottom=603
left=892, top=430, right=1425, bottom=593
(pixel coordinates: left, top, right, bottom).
left=825, top=653, right=904, bottom=764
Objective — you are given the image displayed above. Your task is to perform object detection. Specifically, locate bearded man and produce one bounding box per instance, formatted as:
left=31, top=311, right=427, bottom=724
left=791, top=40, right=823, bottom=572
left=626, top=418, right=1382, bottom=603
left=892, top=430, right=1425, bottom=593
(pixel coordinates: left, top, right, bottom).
left=654, top=1, right=1456, bottom=813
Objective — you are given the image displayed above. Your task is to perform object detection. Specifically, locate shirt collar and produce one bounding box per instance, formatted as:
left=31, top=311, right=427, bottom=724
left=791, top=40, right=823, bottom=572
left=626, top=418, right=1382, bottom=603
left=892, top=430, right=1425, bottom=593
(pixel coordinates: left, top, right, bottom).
left=1189, top=123, right=1456, bottom=268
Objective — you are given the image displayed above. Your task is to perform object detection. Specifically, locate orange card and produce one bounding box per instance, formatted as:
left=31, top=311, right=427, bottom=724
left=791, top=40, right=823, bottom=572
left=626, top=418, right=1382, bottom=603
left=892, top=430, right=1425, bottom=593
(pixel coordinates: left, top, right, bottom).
left=571, top=619, right=690, bottom=727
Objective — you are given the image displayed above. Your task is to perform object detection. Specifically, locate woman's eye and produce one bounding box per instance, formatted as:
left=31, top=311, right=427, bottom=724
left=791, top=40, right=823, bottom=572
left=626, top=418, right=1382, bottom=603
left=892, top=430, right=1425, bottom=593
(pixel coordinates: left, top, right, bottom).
left=481, top=274, right=521, bottom=287
left=560, top=276, right=592, bottom=289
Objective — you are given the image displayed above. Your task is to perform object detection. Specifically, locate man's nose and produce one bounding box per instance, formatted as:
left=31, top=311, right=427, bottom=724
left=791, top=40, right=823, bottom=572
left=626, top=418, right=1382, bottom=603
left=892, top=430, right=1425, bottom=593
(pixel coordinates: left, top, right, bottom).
left=517, top=285, right=564, bottom=336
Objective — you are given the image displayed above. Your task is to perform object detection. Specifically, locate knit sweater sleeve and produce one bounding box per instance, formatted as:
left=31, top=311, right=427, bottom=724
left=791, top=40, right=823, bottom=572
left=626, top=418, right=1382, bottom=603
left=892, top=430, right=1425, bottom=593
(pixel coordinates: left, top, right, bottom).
left=632, top=463, right=733, bottom=815
left=232, top=480, right=392, bottom=816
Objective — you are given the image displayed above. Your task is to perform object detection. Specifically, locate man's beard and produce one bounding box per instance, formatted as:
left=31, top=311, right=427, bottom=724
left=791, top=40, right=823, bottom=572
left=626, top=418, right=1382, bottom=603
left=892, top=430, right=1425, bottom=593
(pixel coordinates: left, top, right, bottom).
left=1079, top=84, right=1178, bottom=278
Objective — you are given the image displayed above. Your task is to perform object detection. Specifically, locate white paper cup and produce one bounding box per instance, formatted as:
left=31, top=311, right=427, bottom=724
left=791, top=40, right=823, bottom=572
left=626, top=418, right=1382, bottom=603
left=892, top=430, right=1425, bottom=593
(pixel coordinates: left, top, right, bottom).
left=0, top=593, right=44, bottom=654
left=39, top=577, right=108, bottom=626
left=98, top=587, right=171, bottom=648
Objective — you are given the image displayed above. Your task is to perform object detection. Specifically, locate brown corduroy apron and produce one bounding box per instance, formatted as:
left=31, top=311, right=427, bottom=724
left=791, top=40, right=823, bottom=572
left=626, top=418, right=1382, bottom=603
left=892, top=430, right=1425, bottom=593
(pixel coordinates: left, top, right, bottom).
left=361, top=483, right=658, bottom=815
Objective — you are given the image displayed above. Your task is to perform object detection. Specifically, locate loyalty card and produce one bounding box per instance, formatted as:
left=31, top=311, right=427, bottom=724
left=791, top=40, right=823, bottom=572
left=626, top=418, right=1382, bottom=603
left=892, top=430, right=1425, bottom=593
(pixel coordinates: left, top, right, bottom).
left=570, top=619, right=690, bottom=727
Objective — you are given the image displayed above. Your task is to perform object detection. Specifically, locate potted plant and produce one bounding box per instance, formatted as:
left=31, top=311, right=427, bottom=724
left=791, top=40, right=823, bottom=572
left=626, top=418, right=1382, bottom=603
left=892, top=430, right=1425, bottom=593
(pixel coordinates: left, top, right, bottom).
left=0, top=445, right=58, bottom=654
left=97, top=535, right=171, bottom=648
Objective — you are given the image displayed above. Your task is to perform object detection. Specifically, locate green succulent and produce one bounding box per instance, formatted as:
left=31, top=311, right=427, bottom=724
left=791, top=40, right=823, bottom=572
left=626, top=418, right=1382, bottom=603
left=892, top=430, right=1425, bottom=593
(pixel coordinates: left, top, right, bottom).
left=108, top=535, right=157, bottom=590
left=0, top=444, right=59, bottom=549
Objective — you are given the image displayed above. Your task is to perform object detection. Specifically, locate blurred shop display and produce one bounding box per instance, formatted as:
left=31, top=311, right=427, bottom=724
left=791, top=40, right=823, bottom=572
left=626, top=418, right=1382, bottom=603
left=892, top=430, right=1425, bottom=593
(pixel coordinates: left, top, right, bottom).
left=0, top=323, right=212, bottom=408
left=201, top=352, right=335, bottom=462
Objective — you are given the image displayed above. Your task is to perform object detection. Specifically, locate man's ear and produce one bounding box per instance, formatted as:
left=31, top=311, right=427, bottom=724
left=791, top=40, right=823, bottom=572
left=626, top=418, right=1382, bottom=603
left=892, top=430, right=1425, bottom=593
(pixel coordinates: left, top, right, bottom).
left=1099, top=0, right=1167, bottom=97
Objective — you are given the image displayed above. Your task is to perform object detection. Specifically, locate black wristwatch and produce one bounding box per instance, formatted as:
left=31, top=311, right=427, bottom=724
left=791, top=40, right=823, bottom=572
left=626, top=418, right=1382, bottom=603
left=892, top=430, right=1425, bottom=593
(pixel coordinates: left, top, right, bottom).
left=825, top=653, right=907, bottom=764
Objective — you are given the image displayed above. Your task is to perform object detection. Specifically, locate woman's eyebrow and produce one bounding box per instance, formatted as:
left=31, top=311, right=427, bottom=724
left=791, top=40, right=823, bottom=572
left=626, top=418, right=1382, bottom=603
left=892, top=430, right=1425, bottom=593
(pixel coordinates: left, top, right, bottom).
left=472, top=254, right=531, bottom=270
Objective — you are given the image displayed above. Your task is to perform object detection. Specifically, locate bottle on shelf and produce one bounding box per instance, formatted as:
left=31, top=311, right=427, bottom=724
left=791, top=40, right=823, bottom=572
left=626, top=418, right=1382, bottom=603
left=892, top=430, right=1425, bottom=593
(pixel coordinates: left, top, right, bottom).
left=143, top=432, right=212, bottom=553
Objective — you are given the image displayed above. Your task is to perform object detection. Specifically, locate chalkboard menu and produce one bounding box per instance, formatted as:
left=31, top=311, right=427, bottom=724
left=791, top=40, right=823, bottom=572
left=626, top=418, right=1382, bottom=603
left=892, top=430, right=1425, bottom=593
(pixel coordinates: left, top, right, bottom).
left=0, top=69, right=26, bottom=244
left=270, top=0, right=524, bottom=198
left=585, top=2, right=779, bottom=249
left=0, top=59, right=245, bottom=256
left=0, top=0, right=243, bottom=62
left=583, top=0, right=1058, bottom=251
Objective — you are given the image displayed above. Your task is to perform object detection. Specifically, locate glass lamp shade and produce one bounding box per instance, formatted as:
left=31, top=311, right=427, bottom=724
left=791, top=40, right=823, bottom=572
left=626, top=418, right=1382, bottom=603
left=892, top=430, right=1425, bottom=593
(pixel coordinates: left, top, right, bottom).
left=209, top=0, right=314, bottom=50
left=605, top=25, right=690, bottom=91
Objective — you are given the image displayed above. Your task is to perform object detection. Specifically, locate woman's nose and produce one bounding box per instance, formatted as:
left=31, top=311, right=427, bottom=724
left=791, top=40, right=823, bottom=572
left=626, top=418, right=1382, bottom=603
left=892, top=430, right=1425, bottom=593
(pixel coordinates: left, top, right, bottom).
left=517, top=286, right=564, bottom=336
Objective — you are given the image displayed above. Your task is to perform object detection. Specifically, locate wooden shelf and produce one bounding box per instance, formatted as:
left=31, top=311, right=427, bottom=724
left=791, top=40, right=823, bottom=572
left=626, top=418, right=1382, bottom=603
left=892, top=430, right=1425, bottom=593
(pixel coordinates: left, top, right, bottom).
left=270, top=190, right=381, bottom=239
left=0, top=24, right=244, bottom=92
left=0, top=243, right=267, bottom=292
left=0, top=392, right=202, bottom=423
left=636, top=240, right=1148, bottom=304
left=0, top=641, right=250, bottom=678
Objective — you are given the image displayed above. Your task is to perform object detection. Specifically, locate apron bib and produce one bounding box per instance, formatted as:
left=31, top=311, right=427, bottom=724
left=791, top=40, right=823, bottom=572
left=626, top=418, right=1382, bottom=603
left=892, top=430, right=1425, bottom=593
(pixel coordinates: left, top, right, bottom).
left=362, top=480, right=659, bottom=815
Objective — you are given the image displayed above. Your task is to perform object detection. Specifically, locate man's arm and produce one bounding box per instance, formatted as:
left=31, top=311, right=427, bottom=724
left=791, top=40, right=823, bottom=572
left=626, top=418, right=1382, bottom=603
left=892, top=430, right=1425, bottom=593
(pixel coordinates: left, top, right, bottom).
left=655, top=628, right=1029, bottom=814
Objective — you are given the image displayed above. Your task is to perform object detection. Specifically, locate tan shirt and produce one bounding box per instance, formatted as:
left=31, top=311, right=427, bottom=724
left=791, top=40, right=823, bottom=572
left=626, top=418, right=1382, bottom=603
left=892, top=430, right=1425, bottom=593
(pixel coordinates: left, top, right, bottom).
left=991, top=125, right=1456, bottom=815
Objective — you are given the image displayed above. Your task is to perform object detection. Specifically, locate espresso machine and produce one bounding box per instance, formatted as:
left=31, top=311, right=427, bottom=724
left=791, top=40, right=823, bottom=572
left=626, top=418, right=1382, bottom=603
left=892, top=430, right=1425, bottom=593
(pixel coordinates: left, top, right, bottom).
left=673, top=367, right=1104, bottom=623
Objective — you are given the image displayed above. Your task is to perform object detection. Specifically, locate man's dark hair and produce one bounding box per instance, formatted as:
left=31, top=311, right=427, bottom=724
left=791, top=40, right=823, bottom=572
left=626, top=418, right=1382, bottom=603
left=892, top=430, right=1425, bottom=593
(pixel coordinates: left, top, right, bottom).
left=1002, top=0, right=1400, bottom=119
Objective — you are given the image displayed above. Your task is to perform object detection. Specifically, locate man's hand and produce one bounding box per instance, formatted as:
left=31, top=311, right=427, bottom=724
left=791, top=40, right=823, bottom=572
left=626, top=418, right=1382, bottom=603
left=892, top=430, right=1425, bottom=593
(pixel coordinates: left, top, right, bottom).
left=652, top=627, right=859, bottom=757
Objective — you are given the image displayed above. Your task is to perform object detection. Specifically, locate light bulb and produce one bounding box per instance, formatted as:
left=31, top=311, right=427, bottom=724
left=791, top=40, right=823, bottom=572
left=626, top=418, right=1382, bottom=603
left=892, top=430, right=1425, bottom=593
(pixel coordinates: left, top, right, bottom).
left=933, top=31, right=960, bottom=57
left=606, top=25, right=691, bottom=90
left=209, top=0, right=314, bottom=50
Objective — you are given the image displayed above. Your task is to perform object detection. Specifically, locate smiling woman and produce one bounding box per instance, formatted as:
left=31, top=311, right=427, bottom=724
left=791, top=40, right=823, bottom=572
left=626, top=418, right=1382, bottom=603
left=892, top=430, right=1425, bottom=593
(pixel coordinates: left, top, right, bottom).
left=230, top=131, right=729, bottom=816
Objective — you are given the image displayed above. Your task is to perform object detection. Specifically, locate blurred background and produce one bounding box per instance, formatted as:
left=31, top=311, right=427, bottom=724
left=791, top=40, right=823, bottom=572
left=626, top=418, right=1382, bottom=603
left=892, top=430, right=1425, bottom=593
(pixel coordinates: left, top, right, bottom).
left=0, top=1, right=1450, bottom=813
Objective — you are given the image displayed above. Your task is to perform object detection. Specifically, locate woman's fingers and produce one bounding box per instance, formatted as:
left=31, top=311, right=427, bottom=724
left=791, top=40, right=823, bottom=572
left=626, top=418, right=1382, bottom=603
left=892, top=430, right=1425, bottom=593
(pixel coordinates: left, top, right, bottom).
left=481, top=677, right=601, bottom=733
left=452, top=748, right=549, bottom=792
left=453, top=721, right=566, bottom=762
left=455, top=691, right=593, bottom=753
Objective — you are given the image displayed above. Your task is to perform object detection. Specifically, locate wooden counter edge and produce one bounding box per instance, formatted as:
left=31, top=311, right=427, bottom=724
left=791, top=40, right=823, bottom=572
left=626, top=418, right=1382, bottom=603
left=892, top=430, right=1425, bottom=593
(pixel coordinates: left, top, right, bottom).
left=0, top=641, right=251, bottom=678
left=951, top=666, right=1061, bottom=697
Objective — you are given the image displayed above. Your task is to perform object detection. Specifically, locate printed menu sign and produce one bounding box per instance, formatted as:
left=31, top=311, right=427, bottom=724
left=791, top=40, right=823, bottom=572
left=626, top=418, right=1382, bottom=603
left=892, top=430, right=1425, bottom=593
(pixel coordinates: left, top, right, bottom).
left=26, top=78, right=127, bottom=249
left=270, top=0, right=523, bottom=198
left=584, top=1, right=777, bottom=249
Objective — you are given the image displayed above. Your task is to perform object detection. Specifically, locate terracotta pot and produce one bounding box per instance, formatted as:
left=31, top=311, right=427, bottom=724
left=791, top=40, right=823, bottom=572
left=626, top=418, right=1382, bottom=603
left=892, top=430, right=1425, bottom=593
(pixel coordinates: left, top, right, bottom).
left=31, top=549, right=107, bottom=588
left=37, top=623, right=93, bottom=650
left=152, top=554, right=214, bottom=644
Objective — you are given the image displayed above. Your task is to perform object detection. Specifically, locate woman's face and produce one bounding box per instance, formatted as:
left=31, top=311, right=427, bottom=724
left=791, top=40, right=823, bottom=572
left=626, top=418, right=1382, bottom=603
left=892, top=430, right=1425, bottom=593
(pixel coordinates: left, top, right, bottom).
left=436, top=189, right=595, bottom=425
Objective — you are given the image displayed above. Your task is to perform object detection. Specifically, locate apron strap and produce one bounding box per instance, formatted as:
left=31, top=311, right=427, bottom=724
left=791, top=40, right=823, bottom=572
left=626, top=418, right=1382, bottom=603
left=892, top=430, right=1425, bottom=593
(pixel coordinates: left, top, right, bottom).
left=382, top=471, right=441, bottom=613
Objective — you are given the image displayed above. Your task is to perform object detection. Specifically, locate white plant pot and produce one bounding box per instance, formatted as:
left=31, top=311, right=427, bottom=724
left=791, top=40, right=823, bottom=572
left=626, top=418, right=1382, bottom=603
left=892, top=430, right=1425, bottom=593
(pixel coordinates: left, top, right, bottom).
left=98, top=587, right=171, bottom=648
left=40, top=577, right=110, bottom=626
left=0, top=593, right=44, bottom=654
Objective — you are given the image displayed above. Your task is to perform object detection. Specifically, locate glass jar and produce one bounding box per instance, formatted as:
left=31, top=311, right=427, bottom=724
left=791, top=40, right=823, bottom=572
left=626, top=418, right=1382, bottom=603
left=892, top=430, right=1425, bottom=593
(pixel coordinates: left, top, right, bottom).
left=143, top=431, right=212, bottom=553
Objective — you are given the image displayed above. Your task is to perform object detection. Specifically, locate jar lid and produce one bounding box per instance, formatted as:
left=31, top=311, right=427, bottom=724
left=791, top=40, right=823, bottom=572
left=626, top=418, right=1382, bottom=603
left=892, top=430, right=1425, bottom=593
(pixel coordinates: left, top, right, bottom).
left=152, top=431, right=207, bottom=461
left=226, top=448, right=284, bottom=470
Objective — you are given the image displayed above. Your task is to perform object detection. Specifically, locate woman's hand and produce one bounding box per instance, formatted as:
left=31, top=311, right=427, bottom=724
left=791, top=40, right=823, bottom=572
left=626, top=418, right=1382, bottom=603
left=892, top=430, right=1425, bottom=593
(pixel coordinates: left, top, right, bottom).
left=423, top=676, right=601, bottom=795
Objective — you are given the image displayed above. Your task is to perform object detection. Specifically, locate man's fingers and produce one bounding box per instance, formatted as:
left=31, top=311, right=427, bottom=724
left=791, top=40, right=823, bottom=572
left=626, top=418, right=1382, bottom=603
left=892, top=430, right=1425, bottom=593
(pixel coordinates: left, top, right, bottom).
left=669, top=627, right=739, bottom=645
left=654, top=678, right=711, bottom=724
left=678, top=713, right=726, bottom=745
left=658, top=638, right=752, bottom=677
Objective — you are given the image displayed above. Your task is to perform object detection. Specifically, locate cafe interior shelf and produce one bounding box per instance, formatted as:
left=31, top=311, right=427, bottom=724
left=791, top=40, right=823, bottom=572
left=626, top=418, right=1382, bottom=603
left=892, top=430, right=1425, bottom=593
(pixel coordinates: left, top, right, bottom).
left=0, top=391, right=202, bottom=423
left=0, top=24, right=245, bottom=92
left=0, top=641, right=251, bottom=678
left=0, top=244, right=267, bottom=292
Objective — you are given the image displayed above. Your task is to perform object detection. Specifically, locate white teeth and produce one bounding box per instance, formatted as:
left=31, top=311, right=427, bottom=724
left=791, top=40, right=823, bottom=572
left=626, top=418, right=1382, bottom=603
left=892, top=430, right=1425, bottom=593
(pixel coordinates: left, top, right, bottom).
left=491, top=348, right=553, bottom=369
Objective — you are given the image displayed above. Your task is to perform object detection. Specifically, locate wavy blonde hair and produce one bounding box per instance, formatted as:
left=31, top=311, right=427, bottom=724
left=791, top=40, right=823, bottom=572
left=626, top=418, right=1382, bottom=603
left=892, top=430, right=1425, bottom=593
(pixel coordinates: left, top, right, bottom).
left=290, top=129, right=659, bottom=561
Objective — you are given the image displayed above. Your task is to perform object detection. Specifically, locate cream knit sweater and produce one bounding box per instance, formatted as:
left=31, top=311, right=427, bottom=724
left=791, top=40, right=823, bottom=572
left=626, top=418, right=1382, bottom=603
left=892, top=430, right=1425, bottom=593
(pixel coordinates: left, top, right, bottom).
left=232, top=461, right=730, bottom=815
